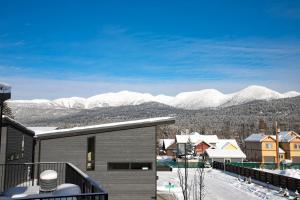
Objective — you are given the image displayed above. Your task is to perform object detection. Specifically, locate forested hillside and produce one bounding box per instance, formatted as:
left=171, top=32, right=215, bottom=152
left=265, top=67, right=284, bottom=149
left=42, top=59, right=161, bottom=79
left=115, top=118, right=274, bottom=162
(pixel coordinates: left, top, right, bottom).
left=10, top=96, right=300, bottom=147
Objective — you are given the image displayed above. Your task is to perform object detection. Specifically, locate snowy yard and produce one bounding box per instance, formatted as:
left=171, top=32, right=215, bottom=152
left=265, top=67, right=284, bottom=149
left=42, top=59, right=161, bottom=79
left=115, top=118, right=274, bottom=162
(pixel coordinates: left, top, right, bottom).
left=157, top=168, right=287, bottom=200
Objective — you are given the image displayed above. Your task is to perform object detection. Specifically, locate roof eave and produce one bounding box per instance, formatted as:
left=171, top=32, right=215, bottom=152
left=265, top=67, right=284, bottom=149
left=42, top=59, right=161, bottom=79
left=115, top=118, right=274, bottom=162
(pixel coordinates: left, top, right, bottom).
left=36, top=117, right=175, bottom=140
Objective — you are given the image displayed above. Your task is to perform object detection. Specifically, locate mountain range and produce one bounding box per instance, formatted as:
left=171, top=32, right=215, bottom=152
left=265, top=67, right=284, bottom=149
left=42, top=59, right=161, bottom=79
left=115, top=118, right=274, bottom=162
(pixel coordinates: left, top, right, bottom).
left=8, top=85, right=300, bottom=110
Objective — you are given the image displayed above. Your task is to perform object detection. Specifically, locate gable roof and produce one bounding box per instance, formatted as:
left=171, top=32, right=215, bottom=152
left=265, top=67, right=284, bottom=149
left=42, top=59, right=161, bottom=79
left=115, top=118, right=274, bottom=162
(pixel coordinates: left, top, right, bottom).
left=216, top=139, right=240, bottom=150
left=245, top=133, right=275, bottom=142
left=162, top=139, right=176, bottom=149
left=198, top=134, right=219, bottom=144
left=277, top=131, right=300, bottom=142
left=176, top=133, right=200, bottom=144
left=279, top=147, right=285, bottom=154
left=194, top=140, right=212, bottom=147
left=176, top=132, right=218, bottom=145
left=205, top=148, right=246, bottom=159
left=36, top=117, right=175, bottom=140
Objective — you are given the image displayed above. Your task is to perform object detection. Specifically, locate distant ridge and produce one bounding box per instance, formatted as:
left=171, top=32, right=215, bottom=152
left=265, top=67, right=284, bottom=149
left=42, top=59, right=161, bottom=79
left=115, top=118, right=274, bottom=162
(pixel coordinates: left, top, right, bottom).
left=8, top=85, right=300, bottom=110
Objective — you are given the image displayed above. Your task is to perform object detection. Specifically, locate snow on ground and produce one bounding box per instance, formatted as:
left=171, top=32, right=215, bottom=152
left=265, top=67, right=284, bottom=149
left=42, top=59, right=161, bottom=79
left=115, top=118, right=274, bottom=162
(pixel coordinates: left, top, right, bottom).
left=257, top=168, right=300, bottom=179
left=157, top=168, right=286, bottom=200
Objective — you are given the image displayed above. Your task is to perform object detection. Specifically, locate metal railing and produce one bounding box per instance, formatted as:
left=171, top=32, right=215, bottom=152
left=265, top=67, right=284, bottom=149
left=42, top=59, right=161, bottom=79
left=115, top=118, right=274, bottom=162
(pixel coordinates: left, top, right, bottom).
left=0, top=162, right=108, bottom=200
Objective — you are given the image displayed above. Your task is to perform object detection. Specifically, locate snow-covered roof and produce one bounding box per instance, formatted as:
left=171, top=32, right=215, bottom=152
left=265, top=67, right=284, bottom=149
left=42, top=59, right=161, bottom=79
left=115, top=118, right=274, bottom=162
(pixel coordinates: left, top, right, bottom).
left=28, top=127, right=58, bottom=135
left=277, top=131, right=300, bottom=142
left=176, top=133, right=199, bottom=143
left=176, top=132, right=218, bottom=145
left=279, top=147, right=285, bottom=154
left=162, top=139, right=176, bottom=149
left=244, top=133, right=273, bottom=142
left=159, top=139, right=164, bottom=147
left=36, top=117, right=175, bottom=139
left=216, top=139, right=240, bottom=150
left=205, top=149, right=246, bottom=159
left=0, top=82, right=11, bottom=93
left=198, top=134, right=219, bottom=144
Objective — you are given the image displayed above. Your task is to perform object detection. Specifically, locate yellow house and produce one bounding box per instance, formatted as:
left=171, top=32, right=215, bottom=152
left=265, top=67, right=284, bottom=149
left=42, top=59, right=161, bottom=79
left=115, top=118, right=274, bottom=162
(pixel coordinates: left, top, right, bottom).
left=278, top=131, right=300, bottom=162
left=245, top=134, right=285, bottom=163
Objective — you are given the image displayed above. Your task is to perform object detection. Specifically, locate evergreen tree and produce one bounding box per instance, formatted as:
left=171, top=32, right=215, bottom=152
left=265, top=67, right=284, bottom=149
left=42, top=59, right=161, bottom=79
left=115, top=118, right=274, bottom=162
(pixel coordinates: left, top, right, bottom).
left=186, top=137, right=194, bottom=155
left=2, top=102, right=14, bottom=119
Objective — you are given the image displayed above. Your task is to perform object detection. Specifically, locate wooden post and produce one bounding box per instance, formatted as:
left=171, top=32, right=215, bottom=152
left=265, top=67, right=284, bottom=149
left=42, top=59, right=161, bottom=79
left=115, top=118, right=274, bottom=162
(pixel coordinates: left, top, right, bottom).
left=275, top=121, right=280, bottom=169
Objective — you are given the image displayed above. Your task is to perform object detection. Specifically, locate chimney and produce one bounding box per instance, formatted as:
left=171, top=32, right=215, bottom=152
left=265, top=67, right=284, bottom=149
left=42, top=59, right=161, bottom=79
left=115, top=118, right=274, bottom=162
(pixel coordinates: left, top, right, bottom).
left=185, top=129, right=189, bottom=135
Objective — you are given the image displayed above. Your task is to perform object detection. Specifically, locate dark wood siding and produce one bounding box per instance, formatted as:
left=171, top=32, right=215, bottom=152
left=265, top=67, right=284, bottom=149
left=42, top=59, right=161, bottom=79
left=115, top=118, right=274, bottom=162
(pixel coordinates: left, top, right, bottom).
left=37, top=126, right=156, bottom=200
left=6, top=126, right=33, bottom=164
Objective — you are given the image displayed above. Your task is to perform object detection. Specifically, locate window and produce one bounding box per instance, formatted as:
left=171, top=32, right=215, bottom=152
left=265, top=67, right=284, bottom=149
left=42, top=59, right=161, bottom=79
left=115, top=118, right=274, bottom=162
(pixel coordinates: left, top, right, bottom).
left=279, top=154, right=284, bottom=159
left=86, top=137, right=95, bottom=170
left=266, top=143, right=272, bottom=149
left=21, top=135, right=25, bottom=158
left=107, top=162, right=152, bottom=171
left=294, top=144, right=300, bottom=149
left=131, top=163, right=152, bottom=170
left=108, top=162, right=130, bottom=170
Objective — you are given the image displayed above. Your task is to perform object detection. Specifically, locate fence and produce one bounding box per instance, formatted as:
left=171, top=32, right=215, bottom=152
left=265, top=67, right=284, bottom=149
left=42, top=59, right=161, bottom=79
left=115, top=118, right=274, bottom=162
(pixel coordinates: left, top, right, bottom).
left=230, top=162, right=300, bottom=170
left=213, top=161, right=300, bottom=192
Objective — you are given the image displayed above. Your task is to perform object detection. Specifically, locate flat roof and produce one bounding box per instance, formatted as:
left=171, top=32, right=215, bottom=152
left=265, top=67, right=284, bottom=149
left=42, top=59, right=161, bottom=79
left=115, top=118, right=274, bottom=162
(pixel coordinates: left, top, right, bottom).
left=36, top=117, right=175, bottom=140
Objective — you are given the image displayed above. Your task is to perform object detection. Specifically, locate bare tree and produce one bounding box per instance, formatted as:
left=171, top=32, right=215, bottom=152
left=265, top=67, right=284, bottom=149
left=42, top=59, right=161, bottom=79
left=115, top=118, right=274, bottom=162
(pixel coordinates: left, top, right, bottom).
left=177, top=168, right=192, bottom=200
left=195, top=167, right=205, bottom=200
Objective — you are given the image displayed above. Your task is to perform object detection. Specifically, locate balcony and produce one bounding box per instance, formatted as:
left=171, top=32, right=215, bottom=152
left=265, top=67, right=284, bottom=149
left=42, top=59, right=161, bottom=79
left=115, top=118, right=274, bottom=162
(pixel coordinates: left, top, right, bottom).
left=0, top=162, right=108, bottom=200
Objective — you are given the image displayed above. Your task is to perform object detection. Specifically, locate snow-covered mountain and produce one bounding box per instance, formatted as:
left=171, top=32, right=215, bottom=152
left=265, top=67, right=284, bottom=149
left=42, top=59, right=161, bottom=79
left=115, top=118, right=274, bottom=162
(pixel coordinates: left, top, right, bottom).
left=8, top=85, right=300, bottom=110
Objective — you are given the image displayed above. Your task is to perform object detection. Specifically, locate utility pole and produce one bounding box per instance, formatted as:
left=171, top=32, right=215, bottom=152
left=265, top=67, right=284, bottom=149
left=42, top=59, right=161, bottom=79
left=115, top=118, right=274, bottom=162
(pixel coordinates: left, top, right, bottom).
left=184, top=143, right=187, bottom=200
left=275, top=121, right=280, bottom=169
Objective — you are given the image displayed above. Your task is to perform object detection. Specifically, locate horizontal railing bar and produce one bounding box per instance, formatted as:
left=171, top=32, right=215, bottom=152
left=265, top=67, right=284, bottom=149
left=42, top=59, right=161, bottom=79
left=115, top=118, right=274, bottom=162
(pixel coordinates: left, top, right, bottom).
left=0, top=162, right=108, bottom=199
left=17, top=193, right=108, bottom=200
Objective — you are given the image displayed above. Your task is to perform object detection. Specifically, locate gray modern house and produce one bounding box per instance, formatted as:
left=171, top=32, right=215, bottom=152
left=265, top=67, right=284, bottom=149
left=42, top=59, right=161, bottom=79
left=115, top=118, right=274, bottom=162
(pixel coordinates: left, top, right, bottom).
left=35, top=117, right=175, bottom=200
left=0, top=116, right=108, bottom=200
left=0, top=115, right=35, bottom=164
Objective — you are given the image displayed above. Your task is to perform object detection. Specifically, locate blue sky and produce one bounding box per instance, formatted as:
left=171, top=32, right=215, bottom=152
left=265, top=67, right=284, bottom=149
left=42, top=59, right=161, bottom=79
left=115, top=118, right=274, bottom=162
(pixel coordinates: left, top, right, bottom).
left=1, top=0, right=300, bottom=99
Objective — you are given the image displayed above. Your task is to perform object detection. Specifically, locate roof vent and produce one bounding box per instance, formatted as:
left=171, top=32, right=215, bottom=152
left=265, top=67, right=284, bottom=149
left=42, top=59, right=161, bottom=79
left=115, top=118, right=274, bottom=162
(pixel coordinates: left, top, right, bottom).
left=40, top=170, right=58, bottom=192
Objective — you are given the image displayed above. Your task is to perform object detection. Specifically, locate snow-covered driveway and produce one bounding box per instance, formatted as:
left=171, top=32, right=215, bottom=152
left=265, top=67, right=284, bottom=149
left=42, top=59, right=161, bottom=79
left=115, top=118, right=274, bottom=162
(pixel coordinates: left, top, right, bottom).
left=157, top=168, right=286, bottom=200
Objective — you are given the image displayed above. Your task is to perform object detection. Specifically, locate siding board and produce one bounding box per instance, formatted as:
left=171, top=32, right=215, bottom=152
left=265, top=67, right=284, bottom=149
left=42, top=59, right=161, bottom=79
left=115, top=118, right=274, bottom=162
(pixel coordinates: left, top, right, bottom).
left=37, top=126, right=156, bottom=200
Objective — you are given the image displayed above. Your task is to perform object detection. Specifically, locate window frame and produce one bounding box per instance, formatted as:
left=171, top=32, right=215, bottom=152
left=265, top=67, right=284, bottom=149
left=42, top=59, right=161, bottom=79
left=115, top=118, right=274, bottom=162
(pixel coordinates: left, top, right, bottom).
left=294, top=144, right=300, bottom=150
left=107, top=162, right=153, bottom=171
left=86, top=136, right=96, bottom=171
left=265, top=143, right=273, bottom=149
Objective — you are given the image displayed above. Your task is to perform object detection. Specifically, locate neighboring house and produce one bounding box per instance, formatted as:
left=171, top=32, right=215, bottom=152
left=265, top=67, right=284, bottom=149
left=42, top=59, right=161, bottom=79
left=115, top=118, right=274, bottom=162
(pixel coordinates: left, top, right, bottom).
left=194, top=140, right=211, bottom=155
left=175, top=132, right=219, bottom=155
left=35, top=117, right=175, bottom=200
left=198, top=134, right=219, bottom=147
left=204, top=149, right=246, bottom=163
left=245, top=133, right=285, bottom=163
left=0, top=115, right=35, bottom=164
left=278, top=131, right=300, bottom=162
left=204, top=138, right=246, bottom=163
left=160, top=139, right=176, bottom=157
